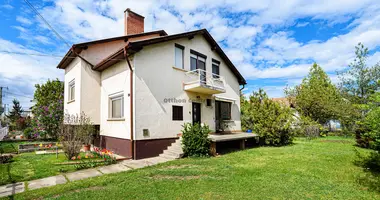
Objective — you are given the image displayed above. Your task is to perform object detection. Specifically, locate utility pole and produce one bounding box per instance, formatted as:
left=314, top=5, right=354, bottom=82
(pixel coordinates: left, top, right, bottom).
left=0, top=86, right=8, bottom=116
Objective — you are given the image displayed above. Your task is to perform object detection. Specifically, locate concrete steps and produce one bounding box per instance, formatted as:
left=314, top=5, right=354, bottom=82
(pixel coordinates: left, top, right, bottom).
left=159, top=137, right=183, bottom=159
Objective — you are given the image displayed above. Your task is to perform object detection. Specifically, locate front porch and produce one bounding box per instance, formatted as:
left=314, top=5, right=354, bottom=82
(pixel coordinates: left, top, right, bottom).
left=208, top=132, right=259, bottom=156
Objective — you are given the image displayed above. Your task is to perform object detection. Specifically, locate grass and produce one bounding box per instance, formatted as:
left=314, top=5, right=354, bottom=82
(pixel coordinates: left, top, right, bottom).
left=3, top=137, right=380, bottom=200
left=1, top=153, right=78, bottom=185
left=0, top=151, right=106, bottom=186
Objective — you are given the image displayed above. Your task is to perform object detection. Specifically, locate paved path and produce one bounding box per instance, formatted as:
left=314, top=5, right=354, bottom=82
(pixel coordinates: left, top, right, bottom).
left=0, top=156, right=173, bottom=198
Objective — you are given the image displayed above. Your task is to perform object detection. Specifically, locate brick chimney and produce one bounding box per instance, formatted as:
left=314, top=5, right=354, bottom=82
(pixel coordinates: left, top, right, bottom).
left=124, top=8, right=144, bottom=35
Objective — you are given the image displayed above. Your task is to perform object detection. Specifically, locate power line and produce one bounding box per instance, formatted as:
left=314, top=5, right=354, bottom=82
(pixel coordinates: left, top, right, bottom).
left=0, top=51, right=126, bottom=61
left=23, top=0, right=71, bottom=48
left=3, top=91, right=33, bottom=99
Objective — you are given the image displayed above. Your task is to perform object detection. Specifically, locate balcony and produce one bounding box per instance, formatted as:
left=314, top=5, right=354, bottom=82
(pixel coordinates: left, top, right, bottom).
left=184, top=69, right=226, bottom=94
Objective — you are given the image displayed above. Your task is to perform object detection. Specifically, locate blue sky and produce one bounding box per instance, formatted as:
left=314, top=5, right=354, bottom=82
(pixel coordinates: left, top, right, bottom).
left=1, top=0, right=380, bottom=110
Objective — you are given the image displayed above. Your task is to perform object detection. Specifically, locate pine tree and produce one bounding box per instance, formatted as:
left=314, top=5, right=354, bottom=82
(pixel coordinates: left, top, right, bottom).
left=7, top=99, right=23, bottom=123
left=338, top=43, right=380, bottom=105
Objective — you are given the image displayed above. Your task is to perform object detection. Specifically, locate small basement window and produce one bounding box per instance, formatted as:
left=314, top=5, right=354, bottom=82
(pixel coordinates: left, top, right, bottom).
left=68, top=79, right=75, bottom=102
left=172, top=106, right=183, bottom=121
left=109, top=94, right=124, bottom=119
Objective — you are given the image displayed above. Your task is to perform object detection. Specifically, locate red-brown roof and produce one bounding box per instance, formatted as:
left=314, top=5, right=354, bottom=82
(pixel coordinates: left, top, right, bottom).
left=56, top=30, right=167, bottom=69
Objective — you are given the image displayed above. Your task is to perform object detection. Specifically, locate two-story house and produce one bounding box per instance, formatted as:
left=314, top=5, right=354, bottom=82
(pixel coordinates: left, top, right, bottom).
left=57, top=9, right=246, bottom=159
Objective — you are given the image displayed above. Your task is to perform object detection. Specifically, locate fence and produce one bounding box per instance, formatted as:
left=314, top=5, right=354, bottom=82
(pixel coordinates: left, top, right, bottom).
left=0, top=126, right=8, bottom=141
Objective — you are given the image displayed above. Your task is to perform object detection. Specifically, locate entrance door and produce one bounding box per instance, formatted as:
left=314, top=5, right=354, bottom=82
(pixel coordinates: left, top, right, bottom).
left=192, top=102, right=201, bottom=125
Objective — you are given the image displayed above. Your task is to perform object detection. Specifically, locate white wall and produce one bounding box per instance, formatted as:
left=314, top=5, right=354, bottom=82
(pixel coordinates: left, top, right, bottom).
left=80, top=62, right=101, bottom=124
left=64, top=57, right=82, bottom=116
left=64, top=57, right=101, bottom=124
left=100, top=61, right=131, bottom=139
left=134, top=35, right=241, bottom=140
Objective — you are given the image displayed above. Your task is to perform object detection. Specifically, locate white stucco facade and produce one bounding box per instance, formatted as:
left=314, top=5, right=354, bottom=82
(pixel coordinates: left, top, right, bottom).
left=63, top=33, right=243, bottom=143
left=64, top=57, right=101, bottom=124
left=100, top=61, right=131, bottom=139
left=134, top=35, right=241, bottom=140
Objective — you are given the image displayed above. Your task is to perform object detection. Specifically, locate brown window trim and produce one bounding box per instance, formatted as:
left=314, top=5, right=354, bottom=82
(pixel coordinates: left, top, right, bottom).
left=190, top=49, right=207, bottom=59
left=175, top=43, right=185, bottom=49
left=212, top=58, right=220, bottom=64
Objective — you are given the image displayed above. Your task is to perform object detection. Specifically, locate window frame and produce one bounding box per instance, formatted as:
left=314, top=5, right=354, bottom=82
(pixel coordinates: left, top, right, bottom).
left=220, top=101, right=231, bottom=120
left=174, top=44, right=184, bottom=69
left=68, top=79, right=75, bottom=102
left=172, top=105, right=183, bottom=121
left=212, top=59, right=220, bottom=78
left=109, top=93, right=124, bottom=119
left=190, top=49, right=207, bottom=71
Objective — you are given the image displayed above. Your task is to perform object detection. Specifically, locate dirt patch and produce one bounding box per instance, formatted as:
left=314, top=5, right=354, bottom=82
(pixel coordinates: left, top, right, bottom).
left=150, top=175, right=204, bottom=180
left=163, top=165, right=197, bottom=169
left=47, top=186, right=106, bottom=199
left=319, top=140, right=351, bottom=144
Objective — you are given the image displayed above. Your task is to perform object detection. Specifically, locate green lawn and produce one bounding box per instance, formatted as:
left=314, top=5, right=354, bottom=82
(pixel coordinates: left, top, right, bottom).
left=4, top=137, right=380, bottom=200
left=1, top=153, right=79, bottom=185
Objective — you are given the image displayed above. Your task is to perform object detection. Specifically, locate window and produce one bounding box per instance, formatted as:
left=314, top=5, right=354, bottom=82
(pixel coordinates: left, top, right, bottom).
left=175, top=44, right=184, bottom=69
left=220, top=101, right=231, bottom=120
left=172, top=106, right=183, bottom=121
left=109, top=94, right=124, bottom=119
left=212, top=59, right=220, bottom=78
left=68, top=79, right=75, bottom=102
left=190, top=50, right=206, bottom=71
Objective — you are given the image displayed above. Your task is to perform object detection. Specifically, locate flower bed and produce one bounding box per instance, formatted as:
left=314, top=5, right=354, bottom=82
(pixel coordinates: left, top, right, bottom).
left=60, top=148, right=117, bottom=169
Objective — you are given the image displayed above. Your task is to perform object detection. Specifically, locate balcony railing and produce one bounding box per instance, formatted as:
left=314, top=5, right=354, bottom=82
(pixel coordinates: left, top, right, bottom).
left=184, top=69, right=226, bottom=94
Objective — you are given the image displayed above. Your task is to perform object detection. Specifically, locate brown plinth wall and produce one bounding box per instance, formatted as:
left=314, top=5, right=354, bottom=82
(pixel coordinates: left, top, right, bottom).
left=134, top=138, right=178, bottom=160
left=94, top=135, right=177, bottom=160
left=97, top=135, right=132, bottom=158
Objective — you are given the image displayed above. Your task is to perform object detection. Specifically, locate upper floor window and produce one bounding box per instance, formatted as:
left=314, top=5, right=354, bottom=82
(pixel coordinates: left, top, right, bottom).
left=212, top=59, right=220, bottom=78
left=68, top=79, right=75, bottom=102
left=109, top=94, right=124, bottom=119
left=175, top=44, right=184, bottom=69
left=190, top=50, right=206, bottom=71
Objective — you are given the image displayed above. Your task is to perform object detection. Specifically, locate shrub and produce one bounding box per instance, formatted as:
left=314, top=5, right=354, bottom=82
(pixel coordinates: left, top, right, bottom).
left=242, top=89, right=295, bottom=146
left=292, top=115, right=321, bottom=140
left=23, top=127, right=33, bottom=139
left=182, top=123, right=211, bottom=157
left=59, top=113, right=95, bottom=160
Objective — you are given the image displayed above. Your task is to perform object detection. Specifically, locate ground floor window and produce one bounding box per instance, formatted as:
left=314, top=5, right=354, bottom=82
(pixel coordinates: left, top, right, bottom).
left=172, top=105, right=183, bottom=121
left=216, top=101, right=231, bottom=120
left=109, top=94, right=124, bottom=119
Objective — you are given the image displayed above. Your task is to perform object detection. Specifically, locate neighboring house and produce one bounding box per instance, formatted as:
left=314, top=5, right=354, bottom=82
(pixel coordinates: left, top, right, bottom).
left=57, top=9, right=246, bottom=159
left=21, top=110, right=33, bottom=118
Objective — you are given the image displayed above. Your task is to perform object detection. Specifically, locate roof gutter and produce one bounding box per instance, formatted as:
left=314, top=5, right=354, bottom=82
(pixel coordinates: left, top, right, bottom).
left=124, top=47, right=134, bottom=159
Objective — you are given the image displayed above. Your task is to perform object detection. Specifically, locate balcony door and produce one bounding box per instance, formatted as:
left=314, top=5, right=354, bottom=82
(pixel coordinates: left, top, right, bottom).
left=190, top=51, right=206, bottom=85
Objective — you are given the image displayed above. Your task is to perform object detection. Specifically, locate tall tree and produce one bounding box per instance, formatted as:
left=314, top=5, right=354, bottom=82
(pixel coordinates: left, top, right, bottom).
left=338, top=42, right=380, bottom=105
left=285, top=63, right=343, bottom=125
left=242, top=89, right=294, bottom=146
left=32, top=79, right=64, bottom=139
left=7, top=99, right=23, bottom=123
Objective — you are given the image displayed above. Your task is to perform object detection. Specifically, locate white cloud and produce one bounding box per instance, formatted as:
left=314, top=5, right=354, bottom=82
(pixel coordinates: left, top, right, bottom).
left=2, top=0, right=380, bottom=102
left=16, top=16, right=33, bottom=25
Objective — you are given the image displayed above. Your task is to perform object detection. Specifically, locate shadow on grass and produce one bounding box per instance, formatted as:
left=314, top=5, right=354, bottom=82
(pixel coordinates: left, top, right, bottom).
left=354, top=149, right=380, bottom=193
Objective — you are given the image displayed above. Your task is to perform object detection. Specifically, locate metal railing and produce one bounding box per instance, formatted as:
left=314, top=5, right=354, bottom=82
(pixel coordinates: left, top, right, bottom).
left=185, top=69, right=225, bottom=91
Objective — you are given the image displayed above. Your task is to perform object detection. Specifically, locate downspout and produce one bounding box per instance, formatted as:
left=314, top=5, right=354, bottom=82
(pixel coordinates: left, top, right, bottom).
left=239, top=84, right=245, bottom=92
left=124, top=47, right=134, bottom=159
